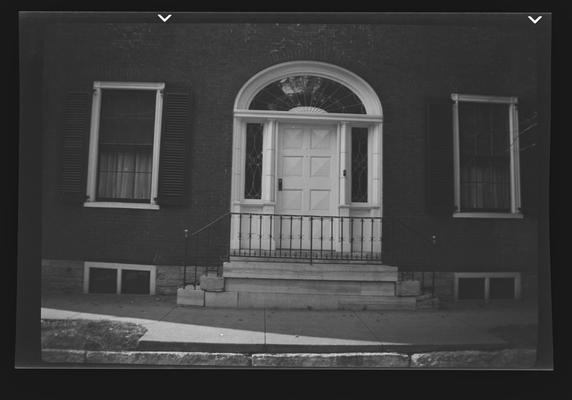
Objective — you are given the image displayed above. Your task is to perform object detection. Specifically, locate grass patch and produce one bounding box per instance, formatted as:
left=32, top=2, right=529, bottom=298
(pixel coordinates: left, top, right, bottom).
left=42, top=319, right=147, bottom=351
left=488, top=324, right=538, bottom=348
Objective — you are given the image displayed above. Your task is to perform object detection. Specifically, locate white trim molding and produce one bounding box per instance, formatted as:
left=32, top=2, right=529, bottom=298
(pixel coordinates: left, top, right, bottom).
left=234, top=60, right=383, bottom=117
left=230, top=61, right=384, bottom=251
left=451, top=93, right=518, bottom=104
left=83, top=261, right=157, bottom=295
left=230, top=60, right=383, bottom=225
left=84, top=81, right=165, bottom=210
left=451, top=93, right=522, bottom=217
left=83, top=202, right=160, bottom=210
left=453, top=212, right=523, bottom=219
left=234, top=109, right=383, bottom=124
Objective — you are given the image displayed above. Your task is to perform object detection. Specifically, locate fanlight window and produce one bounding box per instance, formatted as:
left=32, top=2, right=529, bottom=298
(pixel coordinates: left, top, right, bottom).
left=249, top=75, right=366, bottom=114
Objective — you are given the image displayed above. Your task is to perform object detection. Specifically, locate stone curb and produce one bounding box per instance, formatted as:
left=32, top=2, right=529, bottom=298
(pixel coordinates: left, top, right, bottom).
left=42, top=349, right=537, bottom=368
left=251, top=352, right=410, bottom=368
left=42, top=349, right=251, bottom=367
left=410, top=349, right=537, bottom=369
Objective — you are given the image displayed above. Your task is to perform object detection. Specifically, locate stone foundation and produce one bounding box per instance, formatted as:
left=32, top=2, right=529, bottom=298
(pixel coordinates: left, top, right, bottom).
left=42, top=259, right=84, bottom=294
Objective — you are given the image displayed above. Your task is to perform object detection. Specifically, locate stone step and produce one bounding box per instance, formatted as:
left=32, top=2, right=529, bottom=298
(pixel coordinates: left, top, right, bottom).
left=225, top=278, right=396, bottom=296
left=223, top=261, right=398, bottom=282
left=228, top=256, right=391, bottom=265
left=204, top=290, right=416, bottom=310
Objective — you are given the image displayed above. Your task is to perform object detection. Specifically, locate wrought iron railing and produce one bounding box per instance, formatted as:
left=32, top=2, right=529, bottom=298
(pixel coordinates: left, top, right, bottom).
left=229, top=212, right=384, bottom=262
left=183, top=212, right=231, bottom=287
left=182, top=212, right=441, bottom=293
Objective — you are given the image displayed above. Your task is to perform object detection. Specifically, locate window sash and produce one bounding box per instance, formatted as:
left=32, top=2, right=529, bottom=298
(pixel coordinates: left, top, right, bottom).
left=244, top=123, right=264, bottom=199
left=452, top=94, right=520, bottom=215
left=85, top=82, right=164, bottom=208
left=96, top=145, right=153, bottom=202
left=351, top=127, right=368, bottom=203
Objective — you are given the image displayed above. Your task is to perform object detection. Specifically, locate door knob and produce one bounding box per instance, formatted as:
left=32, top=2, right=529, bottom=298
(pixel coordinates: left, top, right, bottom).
left=278, top=178, right=283, bottom=191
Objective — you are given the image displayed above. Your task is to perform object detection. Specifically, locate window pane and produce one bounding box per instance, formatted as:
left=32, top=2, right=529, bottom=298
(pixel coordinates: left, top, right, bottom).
left=121, top=270, right=150, bottom=294
left=99, top=89, right=155, bottom=145
left=96, top=89, right=156, bottom=202
left=351, top=127, right=368, bottom=203
left=97, top=148, right=152, bottom=201
left=244, top=123, right=263, bottom=199
left=89, top=268, right=117, bottom=294
left=250, top=75, right=366, bottom=114
left=458, top=278, right=485, bottom=300
left=459, top=102, right=511, bottom=211
left=489, top=277, right=515, bottom=299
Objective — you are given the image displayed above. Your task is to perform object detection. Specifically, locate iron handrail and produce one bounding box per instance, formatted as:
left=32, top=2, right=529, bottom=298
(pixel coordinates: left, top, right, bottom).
left=189, top=211, right=231, bottom=236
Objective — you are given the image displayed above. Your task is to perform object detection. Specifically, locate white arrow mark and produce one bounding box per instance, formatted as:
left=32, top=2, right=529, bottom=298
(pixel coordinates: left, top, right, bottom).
left=158, top=14, right=172, bottom=22
left=528, top=16, right=542, bottom=24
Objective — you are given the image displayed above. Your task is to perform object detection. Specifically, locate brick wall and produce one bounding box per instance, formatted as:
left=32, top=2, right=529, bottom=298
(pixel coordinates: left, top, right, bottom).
left=41, top=259, right=211, bottom=295
left=40, top=22, right=541, bottom=274
left=42, top=259, right=84, bottom=294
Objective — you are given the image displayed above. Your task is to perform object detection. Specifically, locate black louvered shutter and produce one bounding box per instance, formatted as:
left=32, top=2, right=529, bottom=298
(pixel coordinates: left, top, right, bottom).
left=518, top=101, right=539, bottom=216
left=58, top=91, right=91, bottom=203
left=426, top=101, right=455, bottom=215
left=157, top=88, right=191, bottom=206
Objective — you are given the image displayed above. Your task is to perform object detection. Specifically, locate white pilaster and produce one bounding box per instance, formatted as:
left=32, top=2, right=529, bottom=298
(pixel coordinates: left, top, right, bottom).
left=262, top=120, right=276, bottom=202
left=371, top=123, right=383, bottom=217
left=339, top=122, right=350, bottom=207
left=230, top=117, right=243, bottom=250
left=452, top=98, right=461, bottom=212
left=510, top=103, right=521, bottom=213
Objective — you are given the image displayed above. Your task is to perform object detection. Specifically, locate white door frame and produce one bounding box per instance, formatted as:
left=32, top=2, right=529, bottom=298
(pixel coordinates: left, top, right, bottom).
left=230, top=61, right=384, bottom=252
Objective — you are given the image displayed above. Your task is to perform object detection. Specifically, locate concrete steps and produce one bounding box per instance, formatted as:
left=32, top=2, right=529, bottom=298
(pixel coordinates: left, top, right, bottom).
left=225, top=278, right=395, bottom=296
left=223, top=261, right=398, bottom=282
left=186, top=260, right=440, bottom=311
left=210, top=260, right=407, bottom=310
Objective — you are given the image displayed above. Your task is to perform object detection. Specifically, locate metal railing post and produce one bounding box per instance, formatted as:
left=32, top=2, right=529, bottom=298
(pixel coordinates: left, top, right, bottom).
left=183, top=228, right=188, bottom=288
left=194, top=231, right=198, bottom=289
left=309, top=216, right=313, bottom=264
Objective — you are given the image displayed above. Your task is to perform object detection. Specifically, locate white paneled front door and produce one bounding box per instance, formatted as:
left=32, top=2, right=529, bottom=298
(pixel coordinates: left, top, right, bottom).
left=276, top=123, right=337, bottom=251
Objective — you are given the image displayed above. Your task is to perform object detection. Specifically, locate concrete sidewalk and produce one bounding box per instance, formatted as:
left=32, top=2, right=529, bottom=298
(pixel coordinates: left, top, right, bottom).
left=41, top=293, right=538, bottom=354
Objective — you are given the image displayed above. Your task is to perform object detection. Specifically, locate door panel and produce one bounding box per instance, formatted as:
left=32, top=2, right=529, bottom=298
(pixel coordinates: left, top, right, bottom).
left=277, top=123, right=337, bottom=250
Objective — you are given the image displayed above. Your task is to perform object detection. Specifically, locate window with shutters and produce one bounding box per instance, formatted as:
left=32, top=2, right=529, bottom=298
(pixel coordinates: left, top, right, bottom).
left=84, top=82, right=164, bottom=210
left=452, top=94, right=522, bottom=218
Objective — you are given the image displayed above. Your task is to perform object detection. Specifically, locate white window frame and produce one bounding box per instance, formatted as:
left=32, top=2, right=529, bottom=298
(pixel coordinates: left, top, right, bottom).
left=451, top=93, right=523, bottom=219
left=83, top=261, right=156, bottom=295
left=454, top=272, right=521, bottom=302
left=84, top=81, right=165, bottom=210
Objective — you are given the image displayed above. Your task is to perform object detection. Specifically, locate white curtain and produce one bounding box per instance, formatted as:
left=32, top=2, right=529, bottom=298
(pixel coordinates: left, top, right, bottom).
left=97, top=150, right=152, bottom=200
left=461, top=161, right=510, bottom=210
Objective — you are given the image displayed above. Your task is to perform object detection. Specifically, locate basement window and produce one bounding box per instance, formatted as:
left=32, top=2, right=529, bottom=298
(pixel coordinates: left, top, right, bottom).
left=121, top=270, right=151, bottom=294
left=457, top=278, right=485, bottom=300
left=84, top=262, right=156, bottom=295
left=88, top=268, right=117, bottom=294
left=454, top=272, right=521, bottom=301
left=489, top=277, right=516, bottom=299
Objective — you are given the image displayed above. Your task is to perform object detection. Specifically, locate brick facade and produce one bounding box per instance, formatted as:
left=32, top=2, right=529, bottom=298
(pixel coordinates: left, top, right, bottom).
left=39, top=20, right=543, bottom=297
